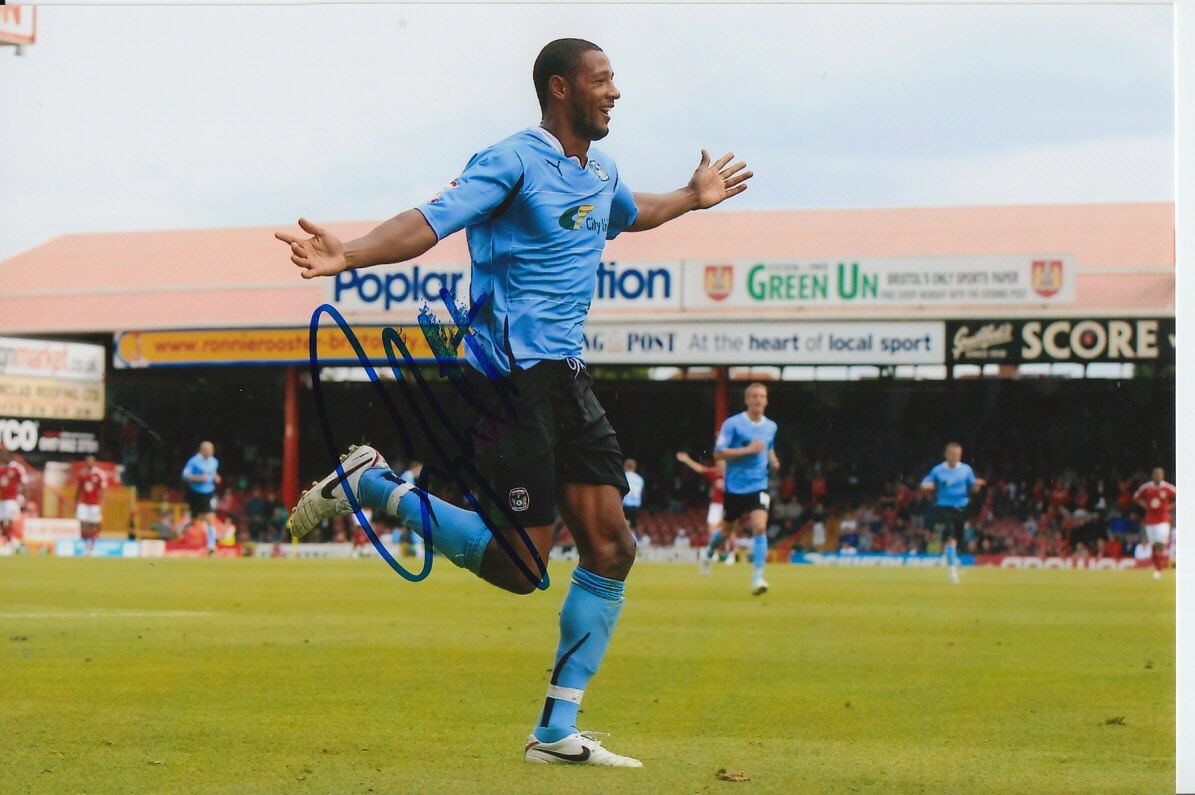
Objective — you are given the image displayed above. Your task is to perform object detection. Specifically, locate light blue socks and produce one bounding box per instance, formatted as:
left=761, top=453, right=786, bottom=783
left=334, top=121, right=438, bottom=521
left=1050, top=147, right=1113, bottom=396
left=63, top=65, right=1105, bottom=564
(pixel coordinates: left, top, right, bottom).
left=357, top=467, right=492, bottom=575
left=534, top=568, right=625, bottom=743
left=752, top=534, right=767, bottom=580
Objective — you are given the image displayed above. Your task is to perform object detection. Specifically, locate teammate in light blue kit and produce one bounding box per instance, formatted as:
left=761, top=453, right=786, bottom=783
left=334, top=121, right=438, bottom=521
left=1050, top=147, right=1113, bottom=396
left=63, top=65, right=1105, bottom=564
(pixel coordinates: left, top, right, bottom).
left=708, top=383, right=779, bottom=594
left=181, top=441, right=220, bottom=555
left=277, top=39, right=752, bottom=767
left=920, top=442, right=986, bottom=583
left=621, top=459, right=644, bottom=536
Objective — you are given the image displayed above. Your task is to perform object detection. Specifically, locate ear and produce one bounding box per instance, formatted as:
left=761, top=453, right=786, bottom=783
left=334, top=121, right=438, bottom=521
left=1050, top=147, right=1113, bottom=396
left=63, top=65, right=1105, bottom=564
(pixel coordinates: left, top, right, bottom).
left=548, top=73, right=571, bottom=104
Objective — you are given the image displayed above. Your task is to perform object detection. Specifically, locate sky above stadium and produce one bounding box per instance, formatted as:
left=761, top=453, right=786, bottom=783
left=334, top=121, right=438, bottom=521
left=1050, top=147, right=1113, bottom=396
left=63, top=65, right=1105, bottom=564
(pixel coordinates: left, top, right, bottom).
left=0, top=2, right=1178, bottom=261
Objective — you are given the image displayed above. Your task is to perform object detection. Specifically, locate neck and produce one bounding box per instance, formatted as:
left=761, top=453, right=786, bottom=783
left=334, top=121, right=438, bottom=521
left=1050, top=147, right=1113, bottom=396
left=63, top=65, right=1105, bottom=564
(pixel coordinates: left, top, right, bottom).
left=747, top=410, right=763, bottom=422
left=540, top=118, right=590, bottom=166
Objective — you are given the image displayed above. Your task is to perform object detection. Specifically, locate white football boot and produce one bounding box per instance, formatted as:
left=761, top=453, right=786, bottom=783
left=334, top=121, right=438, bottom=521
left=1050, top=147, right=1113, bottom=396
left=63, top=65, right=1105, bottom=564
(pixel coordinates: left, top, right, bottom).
left=288, top=445, right=404, bottom=539
left=751, top=577, right=769, bottom=596
left=699, top=547, right=713, bottom=575
left=524, top=731, right=642, bottom=767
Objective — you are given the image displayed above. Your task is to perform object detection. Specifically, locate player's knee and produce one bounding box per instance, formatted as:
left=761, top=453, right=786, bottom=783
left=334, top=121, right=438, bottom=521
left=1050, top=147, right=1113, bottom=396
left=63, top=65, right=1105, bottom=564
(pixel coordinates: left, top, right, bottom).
left=608, top=531, right=637, bottom=576
left=503, top=577, right=540, bottom=596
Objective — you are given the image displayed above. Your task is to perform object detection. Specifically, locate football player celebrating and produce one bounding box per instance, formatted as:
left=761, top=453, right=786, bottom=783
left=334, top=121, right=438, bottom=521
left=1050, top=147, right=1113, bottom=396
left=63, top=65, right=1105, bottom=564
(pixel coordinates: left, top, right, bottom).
left=276, top=38, right=752, bottom=767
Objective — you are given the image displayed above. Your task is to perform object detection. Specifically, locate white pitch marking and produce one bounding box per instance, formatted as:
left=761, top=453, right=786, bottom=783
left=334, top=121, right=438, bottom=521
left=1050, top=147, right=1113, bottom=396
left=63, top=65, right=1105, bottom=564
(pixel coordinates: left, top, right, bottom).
left=0, top=610, right=215, bottom=619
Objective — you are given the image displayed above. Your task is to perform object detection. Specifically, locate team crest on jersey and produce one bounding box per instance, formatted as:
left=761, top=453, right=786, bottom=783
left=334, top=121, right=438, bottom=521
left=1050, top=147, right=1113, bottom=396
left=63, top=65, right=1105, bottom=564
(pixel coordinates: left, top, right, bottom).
left=1031, top=259, right=1063, bottom=298
left=428, top=180, right=459, bottom=203
left=590, top=160, right=610, bottom=181
left=509, top=487, right=530, bottom=512
left=704, top=264, right=734, bottom=301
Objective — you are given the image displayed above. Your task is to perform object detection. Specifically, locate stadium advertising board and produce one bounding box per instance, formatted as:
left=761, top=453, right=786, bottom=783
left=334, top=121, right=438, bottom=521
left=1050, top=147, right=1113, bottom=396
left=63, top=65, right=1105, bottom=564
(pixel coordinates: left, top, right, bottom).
left=323, top=257, right=1072, bottom=317
left=790, top=552, right=972, bottom=567
left=683, top=255, right=1075, bottom=309
left=22, top=518, right=81, bottom=544
left=0, top=418, right=99, bottom=454
left=0, top=377, right=104, bottom=421
left=0, top=337, right=104, bottom=381
left=946, top=317, right=1174, bottom=364
left=0, top=337, right=106, bottom=421
left=114, top=327, right=463, bottom=368
left=326, top=260, right=682, bottom=315
left=55, top=538, right=140, bottom=558
left=253, top=541, right=367, bottom=558
left=973, top=555, right=1144, bottom=570
left=583, top=321, right=944, bottom=365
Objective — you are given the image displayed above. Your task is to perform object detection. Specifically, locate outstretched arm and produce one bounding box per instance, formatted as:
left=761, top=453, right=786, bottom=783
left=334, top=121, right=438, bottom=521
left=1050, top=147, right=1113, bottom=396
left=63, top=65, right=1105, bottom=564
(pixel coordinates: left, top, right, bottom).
left=275, top=210, right=439, bottom=279
left=675, top=451, right=707, bottom=475
left=628, top=150, right=752, bottom=232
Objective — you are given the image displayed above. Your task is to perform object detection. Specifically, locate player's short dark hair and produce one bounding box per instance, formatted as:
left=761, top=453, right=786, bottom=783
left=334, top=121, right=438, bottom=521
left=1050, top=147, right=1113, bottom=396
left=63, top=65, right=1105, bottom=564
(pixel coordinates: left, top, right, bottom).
left=533, top=38, right=603, bottom=113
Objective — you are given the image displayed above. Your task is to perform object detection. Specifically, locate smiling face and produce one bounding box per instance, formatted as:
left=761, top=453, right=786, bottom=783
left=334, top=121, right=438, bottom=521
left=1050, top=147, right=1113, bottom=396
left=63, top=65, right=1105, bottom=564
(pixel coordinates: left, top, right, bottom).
left=564, top=49, right=619, bottom=141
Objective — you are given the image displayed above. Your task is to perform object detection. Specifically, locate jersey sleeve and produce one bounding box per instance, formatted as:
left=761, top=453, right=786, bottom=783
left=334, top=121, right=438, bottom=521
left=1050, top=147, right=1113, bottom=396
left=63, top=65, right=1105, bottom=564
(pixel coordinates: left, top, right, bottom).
left=921, top=467, right=937, bottom=487
left=965, top=466, right=976, bottom=490
left=1134, top=483, right=1147, bottom=500
left=714, top=419, right=734, bottom=451
left=182, top=457, right=198, bottom=480
left=416, top=144, right=526, bottom=240
left=605, top=173, right=638, bottom=240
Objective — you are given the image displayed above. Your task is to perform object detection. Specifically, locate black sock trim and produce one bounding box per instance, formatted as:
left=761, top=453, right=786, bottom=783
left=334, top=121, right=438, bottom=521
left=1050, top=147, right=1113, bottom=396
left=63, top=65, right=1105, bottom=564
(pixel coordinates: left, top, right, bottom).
left=538, top=632, right=591, bottom=728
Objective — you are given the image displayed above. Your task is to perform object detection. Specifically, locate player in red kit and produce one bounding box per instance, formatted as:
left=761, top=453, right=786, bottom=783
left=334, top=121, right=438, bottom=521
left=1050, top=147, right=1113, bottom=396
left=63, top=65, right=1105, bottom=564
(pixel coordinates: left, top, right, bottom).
left=0, top=451, right=27, bottom=544
left=1133, top=467, right=1176, bottom=579
left=676, top=451, right=726, bottom=574
left=75, top=455, right=108, bottom=554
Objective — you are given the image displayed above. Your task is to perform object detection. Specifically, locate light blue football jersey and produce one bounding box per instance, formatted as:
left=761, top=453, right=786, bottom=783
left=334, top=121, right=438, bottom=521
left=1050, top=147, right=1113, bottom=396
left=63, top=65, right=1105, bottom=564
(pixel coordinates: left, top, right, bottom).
left=182, top=454, right=219, bottom=495
left=417, top=128, right=638, bottom=375
left=715, top=412, right=778, bottom=495
left=623, top=471, right=645, bottom=508
left=922, top=462, right=976, bottom=508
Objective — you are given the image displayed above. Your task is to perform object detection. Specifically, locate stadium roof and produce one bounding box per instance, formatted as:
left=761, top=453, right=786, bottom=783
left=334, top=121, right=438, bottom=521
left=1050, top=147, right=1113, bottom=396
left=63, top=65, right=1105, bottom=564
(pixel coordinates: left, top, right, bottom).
left=0, top=202, right=1174, bottom=334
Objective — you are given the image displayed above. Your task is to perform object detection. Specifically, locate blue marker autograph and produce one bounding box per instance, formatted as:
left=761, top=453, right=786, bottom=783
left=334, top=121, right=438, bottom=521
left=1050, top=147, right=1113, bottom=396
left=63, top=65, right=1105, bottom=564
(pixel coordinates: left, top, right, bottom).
left=306, top=291, right=551, bottom=590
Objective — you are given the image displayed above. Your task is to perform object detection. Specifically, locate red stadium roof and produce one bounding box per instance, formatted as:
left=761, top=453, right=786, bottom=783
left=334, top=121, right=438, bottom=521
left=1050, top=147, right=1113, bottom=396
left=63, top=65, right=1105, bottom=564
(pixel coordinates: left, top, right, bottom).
left=0, top=202, right=1173, bottom=334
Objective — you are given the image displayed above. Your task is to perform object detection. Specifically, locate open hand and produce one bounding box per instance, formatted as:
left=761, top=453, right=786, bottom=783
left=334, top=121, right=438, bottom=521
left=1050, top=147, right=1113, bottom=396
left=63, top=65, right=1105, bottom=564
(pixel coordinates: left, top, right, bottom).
left=688, top=150, right=752, bottom=210
left=275, top=218, right=348, bottom=279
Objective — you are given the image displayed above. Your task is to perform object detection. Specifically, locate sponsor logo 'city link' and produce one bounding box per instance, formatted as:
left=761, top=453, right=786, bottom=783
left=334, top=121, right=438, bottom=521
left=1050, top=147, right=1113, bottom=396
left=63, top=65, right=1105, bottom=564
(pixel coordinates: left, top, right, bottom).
left=558, top=205, right=608, bottom=233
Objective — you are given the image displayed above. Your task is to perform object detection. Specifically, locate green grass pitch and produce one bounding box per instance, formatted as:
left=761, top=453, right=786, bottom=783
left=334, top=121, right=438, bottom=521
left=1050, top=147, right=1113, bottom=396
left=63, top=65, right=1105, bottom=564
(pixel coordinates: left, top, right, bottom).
left=1, top=557, right=1174, bottom=793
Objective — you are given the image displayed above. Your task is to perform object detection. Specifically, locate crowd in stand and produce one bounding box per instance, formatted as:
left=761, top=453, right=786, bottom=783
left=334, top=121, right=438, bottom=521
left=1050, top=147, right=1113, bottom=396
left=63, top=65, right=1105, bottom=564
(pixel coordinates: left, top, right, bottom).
left=157, top=457, right=1170, bottom=563
left=614, top=455, right=1171, bottom=561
